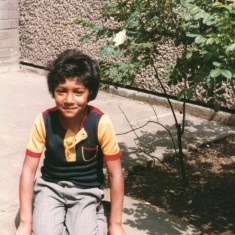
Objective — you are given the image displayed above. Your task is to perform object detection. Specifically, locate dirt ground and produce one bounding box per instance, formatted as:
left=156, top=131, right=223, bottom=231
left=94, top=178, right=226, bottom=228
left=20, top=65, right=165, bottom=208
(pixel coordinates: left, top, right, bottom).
left=125, top=134, right=235, bottom=235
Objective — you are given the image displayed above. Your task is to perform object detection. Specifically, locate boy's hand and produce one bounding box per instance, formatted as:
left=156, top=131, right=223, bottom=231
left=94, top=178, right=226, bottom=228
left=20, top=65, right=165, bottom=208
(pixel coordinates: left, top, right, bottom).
left=15, top=221, right=32, bottom=235
left=108, top=223, right=126, bottom=235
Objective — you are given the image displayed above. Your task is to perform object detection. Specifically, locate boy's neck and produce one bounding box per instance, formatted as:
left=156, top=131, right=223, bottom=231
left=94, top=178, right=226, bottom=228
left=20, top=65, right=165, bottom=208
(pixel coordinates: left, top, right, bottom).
left=59, top=108, right=87, bottom=133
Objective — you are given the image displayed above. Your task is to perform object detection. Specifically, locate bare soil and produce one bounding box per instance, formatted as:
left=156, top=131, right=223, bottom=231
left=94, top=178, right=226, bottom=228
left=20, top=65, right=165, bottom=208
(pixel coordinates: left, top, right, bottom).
left=125, top=134, right=235, bottom=235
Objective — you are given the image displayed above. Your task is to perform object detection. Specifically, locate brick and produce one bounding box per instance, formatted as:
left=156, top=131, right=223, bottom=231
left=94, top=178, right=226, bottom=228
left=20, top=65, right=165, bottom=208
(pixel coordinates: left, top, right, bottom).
left=0, top=2, right=17, bottom=10
left=0, top=29, right=8, bottom=39
left=0, top=10, right=9, bottom=20
left=0, top=38, right=19, bottom=48
left=8, top=10, right=19, bottom=19
left=9, top=28, right=19, bottom=38
left=0, top=48, right=9, bottom=57
left=0, top=56, right=19, bottom=64
left=0, top=29, right=18, bottom=39
left=10, top=0, right=19, bottom=3
left=0, top=28, right=19, bottom=39
left=0, top=20, right=9, bottom=29
left=0, top=47, right=19, bottom=58
left=0, top=19, right=18, bottom=29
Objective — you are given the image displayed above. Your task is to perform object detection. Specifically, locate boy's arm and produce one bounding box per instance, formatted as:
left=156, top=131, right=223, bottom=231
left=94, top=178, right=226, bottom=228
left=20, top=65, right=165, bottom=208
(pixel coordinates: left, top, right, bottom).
left=106, top=158, right=126, bottom=235
left=15, top=155, right=40, bottom=235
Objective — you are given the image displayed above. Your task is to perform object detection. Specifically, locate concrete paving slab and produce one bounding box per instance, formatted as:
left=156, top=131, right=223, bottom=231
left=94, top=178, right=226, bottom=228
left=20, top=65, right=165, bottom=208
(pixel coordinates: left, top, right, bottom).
left=103, top=189, right=200, bottom=235
left=1, top=69, right=234, bottom=234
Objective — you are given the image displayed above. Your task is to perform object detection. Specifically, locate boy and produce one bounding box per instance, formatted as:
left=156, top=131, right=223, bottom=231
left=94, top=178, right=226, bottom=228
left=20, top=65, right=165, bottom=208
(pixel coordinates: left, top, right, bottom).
left=15, top=49, right=126, bottom=235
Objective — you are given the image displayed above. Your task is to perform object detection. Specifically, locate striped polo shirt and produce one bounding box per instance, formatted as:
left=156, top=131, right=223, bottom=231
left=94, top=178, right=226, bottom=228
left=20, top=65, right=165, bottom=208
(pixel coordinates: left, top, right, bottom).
left=26, top=105, right=122, bottom=187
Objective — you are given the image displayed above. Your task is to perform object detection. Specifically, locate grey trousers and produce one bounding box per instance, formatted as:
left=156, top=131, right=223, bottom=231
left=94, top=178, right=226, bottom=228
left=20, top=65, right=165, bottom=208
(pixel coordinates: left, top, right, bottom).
left=33, top=177, right=107, bottom=235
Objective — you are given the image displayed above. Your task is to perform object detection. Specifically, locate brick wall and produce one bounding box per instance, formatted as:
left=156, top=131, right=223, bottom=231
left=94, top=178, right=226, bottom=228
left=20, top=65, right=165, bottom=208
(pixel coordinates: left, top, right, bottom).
left=0, top=0, right=19, bottom=73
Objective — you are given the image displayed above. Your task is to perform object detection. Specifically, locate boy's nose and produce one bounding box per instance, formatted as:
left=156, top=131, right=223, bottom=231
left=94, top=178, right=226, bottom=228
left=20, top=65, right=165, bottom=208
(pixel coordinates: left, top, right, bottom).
left=65, top=93, right=74, bottom=103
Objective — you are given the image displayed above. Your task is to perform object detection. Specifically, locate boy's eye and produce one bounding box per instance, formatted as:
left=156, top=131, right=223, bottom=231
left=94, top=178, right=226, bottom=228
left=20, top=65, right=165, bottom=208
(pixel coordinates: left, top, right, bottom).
left=56, top=88, right=66, bottom=94
left=74, top=90, right=83, bottom=94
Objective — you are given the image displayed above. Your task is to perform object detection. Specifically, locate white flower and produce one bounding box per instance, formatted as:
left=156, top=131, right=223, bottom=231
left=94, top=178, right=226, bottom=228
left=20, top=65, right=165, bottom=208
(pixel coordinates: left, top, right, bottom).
left=113, top=29, right=127, bottom=47
left=188, top=200, right=193, bottom=205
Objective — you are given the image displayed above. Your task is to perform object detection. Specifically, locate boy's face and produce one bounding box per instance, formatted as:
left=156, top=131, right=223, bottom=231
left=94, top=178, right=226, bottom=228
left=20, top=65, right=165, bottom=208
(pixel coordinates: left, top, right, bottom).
left=54, top=77, right=89, bottom=120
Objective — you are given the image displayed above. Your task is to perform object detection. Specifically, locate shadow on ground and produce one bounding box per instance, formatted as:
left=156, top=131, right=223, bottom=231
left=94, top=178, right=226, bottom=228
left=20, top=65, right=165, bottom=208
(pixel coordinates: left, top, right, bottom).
left=120, top=121, right=235, bottom=235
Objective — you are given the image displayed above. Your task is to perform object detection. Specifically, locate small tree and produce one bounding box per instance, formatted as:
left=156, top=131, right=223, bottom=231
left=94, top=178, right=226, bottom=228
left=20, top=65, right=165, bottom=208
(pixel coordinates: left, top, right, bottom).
left=172, top=0, right=235, bottom=110
left=73, top=0, right=235, bottom=185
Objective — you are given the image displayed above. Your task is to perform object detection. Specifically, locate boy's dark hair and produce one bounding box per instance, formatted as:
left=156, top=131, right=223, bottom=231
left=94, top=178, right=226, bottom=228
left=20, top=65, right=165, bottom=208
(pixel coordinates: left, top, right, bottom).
left=47, top=49, right=100, bottom=101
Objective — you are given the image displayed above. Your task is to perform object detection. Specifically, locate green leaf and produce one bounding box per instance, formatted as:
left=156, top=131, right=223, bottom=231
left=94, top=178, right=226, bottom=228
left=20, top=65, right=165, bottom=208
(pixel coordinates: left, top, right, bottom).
left=206, top=38, right=215, bottom=45
left=81, top=35, right=91, bottom=43
left=92, top=25, right=103, bottom=32
left=194, top=73, right=206, bottom=83
left=203, top=15, right=215, bottom=26
left=117, top=62, right=127, bottom=70
left=98, top=47, right=109, bottom=57
left=194, top=11, right=207, bottom=20
left=195, top=35, right=206, bottom=44
left=128, top=11, right=140, bottom=20
left=125, top=80, right=132, bottom=86
left=226, top=43, right=235, bottom=53
left=98, top=44, right=115, bottom=57
left=109, top=69, right=118, bottom=77
left=212, top=62, right=221, bottom=67
left=212, top=2, right=224, bottom=8
left=221, top=69, right=232, bottom=79
left=187, top=88, right=194, bottom=98
left=126, top=19, right=139, bottom=28
left=106, top=46, right=115, bottom=57
left=210, top=69, right=222, bottom=78
left=177, top=89, right=186, bottom=100
left=186, top=33, right=198, bottom=38
left=115, top=76, right=123, bottom=82
left=190, top=6, right=201, bottom=15
left=186, top=52, right=192, bottom=59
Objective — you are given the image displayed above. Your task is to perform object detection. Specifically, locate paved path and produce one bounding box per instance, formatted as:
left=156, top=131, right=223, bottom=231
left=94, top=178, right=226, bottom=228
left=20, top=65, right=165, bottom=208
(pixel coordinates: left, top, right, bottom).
left=1, top=69, right=234, bottom=234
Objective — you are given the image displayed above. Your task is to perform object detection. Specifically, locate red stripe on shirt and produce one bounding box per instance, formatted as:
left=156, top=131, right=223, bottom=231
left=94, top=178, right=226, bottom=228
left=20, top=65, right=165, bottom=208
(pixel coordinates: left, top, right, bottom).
left=104, top=150, right=122, bottom=161
left=26, top=149, right=42, bottom=158
left=42, top=106, right=57, bottom=115
left=89, top=105, right=104, bottom=115
left=80, top=106, right=89, bottom=129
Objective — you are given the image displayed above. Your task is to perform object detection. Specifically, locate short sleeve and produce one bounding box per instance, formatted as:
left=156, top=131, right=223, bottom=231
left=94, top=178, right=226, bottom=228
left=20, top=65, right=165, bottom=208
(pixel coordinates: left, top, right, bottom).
left=98, top=114, right=122, bottom=161
left=26, top=113, right=46, bottom=158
